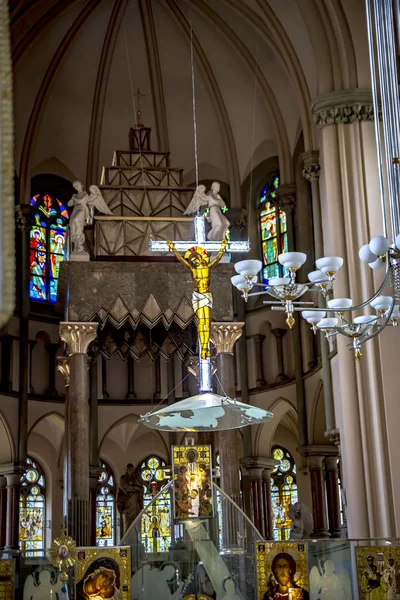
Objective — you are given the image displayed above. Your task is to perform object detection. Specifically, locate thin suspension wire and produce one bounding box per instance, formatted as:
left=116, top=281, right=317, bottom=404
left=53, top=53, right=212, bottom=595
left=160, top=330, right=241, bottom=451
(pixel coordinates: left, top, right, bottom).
left=365, top=0, right=388, bottom=238
left=123, top=21, right=147, bottom=193
left=189, top=4, right=199, bottom=193
left=141, top=372, right=191, bottom=416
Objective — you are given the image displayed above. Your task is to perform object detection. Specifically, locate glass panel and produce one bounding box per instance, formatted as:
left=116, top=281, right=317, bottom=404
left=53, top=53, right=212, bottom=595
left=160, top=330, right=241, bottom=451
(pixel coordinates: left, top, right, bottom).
left=29, top=194, right=69, bottom=303
left=96, top=462, right=115, bottom=546
left=271, top=446, right=298, bottom=541
left=19, top=458, right=45, bottom=556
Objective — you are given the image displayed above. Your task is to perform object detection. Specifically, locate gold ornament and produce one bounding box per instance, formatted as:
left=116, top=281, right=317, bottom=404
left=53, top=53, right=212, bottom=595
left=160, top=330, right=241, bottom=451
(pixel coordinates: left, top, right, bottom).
left=49, top=534, right=77, bottom=573
left=286, top=314, right=295, bottom=329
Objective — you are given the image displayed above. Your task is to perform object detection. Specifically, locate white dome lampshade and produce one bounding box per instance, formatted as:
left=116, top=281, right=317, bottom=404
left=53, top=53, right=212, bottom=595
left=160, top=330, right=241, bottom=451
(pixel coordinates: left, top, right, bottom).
left=139, top=392, right=274, bottom=432
left=315, top=256, right=344, bottom=274
left=231, top=275, right=256, bottom=290
left=317, top=318, right=338, bottom=329
left=268, top=277, right=291, bottom=287
left=369, top=235, right=390, bottom=256
left=327, top=298, right=352, bottom=311
left=301, top=310, right=325, bottom=323
left=308, top=270, right=329, bottom=284
left=370, top=296, right=393, bottom=312
left=278, top=252, right=307, bottom=269
left=368, top=257, right=385, bottom=271
left=359, top=244, right=377, bottom=263
left=353, top=315, right=377, bottom=325
left=234, top=259, right=262, bottom=277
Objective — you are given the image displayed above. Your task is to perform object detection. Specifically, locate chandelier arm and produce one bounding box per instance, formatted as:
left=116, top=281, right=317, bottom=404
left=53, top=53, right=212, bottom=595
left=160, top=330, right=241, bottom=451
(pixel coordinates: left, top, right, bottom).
left=358, top=298, right=395, bottom=346
left=338, top=260, right=391, bottom=312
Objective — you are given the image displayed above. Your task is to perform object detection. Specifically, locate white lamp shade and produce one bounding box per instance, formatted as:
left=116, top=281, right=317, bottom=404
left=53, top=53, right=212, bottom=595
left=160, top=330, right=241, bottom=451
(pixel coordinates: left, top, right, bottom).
left=359, top=243, right=377, bottom=263
left=315, top=256, right=344, bottom=274
left=308, top=270, right=329, bottom=284
left=317, top=318, right=338, bottom=329
left=278, top=252, right=307, bottom=269
left=234, top=259, right=262, bottom=277
left=370, top=296, right=393, bottom=311
left=368, top=257, right=385, bottom=271
left=387, top=305, right=400, bottom=317
left=395, top=234, right=400, bottom=251
left=269, top=277, right=290, bottom=286
left=139, top=392, right=274, bottom=431
left=231, top=275, right=257, bottom=289
left=353, top=315, right=377, bottom=325
left=302, top=310, right=325, bottom=323
left=369, top=235, right=390, bottom=256
left=328, top=297, right=352, bottom=310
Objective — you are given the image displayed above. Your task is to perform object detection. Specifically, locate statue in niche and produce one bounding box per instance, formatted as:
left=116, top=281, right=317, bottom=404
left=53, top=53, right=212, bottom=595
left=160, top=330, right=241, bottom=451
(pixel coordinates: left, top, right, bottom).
left=184, top=181, right=230, bottom=241
left=68, top=181, right=112, bottom=252
left=309, top=559, right=352, bottom=599
left=288, top=502, right=314, bottom=540
left=116, top=463, right=144, bottom=536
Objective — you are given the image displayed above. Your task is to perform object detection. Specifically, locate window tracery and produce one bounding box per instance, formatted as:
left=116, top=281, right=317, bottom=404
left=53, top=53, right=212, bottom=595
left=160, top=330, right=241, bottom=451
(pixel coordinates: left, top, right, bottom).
left=259, top=174, right=288, bottom=285
left=19, top=457, right=46, bottom=555
left=270, top=445, right=298, bottom=540
left=96, top=461, right=115, bottom=546
left=29, top=193, right=69, bottom=303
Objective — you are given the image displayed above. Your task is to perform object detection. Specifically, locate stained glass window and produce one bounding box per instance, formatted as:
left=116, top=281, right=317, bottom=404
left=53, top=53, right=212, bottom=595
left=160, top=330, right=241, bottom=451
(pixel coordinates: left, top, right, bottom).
left=139, top=456, right=171, bottom=553
left=270, top=446, right=298, bottom=540
left=259, top=174, right=288, bottom=285
left=96, top=461, right=115, bottom=546
left=29, top=193, right=69, bottom=303
left=19, top=457, right=45, bottom=555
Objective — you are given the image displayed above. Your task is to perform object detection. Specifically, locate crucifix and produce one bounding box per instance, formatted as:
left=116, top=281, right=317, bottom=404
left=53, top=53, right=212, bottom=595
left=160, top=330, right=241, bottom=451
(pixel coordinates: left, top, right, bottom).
left=150, top=215, right=249, bottom=392
left=134, top=88, right=146, bottom=127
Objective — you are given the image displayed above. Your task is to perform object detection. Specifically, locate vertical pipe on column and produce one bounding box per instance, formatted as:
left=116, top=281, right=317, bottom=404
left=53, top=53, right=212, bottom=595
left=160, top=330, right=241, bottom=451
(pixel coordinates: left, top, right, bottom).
left=0, top=476, right=7, bottom=548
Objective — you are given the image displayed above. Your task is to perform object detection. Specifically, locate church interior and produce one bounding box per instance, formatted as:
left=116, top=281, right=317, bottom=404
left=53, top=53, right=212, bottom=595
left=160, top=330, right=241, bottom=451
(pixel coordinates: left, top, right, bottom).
left=1, top=0, right=400, bottom=598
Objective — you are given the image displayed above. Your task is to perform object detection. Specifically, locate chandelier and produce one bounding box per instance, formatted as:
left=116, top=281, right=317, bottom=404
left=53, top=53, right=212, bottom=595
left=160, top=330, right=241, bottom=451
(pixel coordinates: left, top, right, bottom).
left=232, top=0, right=400, bottom=361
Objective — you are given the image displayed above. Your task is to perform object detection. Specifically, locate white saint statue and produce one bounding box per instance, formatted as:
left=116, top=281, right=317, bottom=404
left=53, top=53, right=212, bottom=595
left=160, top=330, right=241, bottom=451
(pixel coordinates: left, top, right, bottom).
left=288, top=502, right=314, bottom=539
left=184, top=181, right=230, bottom=241
left=68, top=181, right=112, bottom=252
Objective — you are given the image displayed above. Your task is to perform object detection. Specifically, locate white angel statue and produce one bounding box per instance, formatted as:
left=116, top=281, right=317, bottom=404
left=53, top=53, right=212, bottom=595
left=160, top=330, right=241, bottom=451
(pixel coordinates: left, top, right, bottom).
left=24, top=567, right=63, bottom=600
left=309, top=559, right=352, bottom=599
left=288, top=502, right=314, bottom=539
left=184, top=181, right=230, bottom=241
left=68, top=180, right=112, bottom=252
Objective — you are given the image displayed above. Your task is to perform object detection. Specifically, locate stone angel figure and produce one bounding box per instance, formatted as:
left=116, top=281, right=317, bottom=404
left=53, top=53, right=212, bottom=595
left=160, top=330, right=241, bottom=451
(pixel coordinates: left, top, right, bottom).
left=309, top=559, right=352, bottom=599
left=184, top=181, right=230, bottom=241
left=24, top=566, right=63, bottom=600
left=288, top=501, right=314, bottom=539
left=68, top=181, right=112, bottom=252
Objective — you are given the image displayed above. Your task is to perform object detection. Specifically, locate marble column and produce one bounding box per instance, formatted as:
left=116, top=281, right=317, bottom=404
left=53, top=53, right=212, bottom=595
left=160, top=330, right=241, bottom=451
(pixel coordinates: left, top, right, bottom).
left=211, top=322, right=244, bottom=507
left=89, top=356, right=100, bottom=545
left=325, top=456, right=342, bottom=538
left=126, top=355, right=136, bottom=400
left=45, top=343, right=59, bottom=397
left=0, top=335, right=13, bottom=392
left=3, top=468, right=25, bottom=550
left=307, top=454, right=331, bottom=538
left=59, top=322, right=98, bottom=545
left=241, top=457, right=277, bottom=539
left=0, top=475, right=6, bottom=548
left=251, top=334, right=266, bottom=387
left=56, top=356, right=70, bottom=517
left=271, top=328, right=288, bottom=382
left=15, top=205, right=35, bottom=463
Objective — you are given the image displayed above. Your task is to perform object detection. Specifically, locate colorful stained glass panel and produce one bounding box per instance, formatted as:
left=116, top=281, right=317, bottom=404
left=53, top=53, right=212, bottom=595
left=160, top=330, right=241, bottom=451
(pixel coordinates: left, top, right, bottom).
left=96, top=462, right=115, bottom=547
left=270, top=446, right=298, bottom=541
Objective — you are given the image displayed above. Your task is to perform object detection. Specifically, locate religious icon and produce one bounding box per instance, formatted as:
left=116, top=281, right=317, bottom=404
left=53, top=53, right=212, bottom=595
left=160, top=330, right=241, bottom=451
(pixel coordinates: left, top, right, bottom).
left=256, top=542, right=309, bottom=600
left=166, top=239, right=227, bottom=359
left=356, top=546, right=400, bottom=600
left=0, top=560, right=14, bottom=600
left=172, top=445, right=213, bottom=520
left=75, top=547, right=130, bottom=600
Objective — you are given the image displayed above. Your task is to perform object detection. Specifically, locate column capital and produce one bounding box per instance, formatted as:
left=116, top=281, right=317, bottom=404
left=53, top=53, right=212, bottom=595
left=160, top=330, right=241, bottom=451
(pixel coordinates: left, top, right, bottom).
left=56, top=356, right=70, bottom=387
left=324, top=428, right=340, bottom=446
left=302, top=163, right=321, bottom=182
left=248, top=333, right=266, bottom=343
left=298, top=444, right=339, bottom=458
left=15, top=205, right=35, bottom=232
left=325, top=456, right=339, bottom=470
left=311, top=88, right=377, bottom=128
left=271, top=328, right=287, bottom=340
left=59, top=322, right=98, bottom=355
left=0, top=462, right=26, bottom=477
left=241, top=456, right=278, bottom=479
left=307, top=455, right=325, bottom=470
left=211, top=322, right=244, bottom=354
left=277, top=184, right=296, bottom=212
